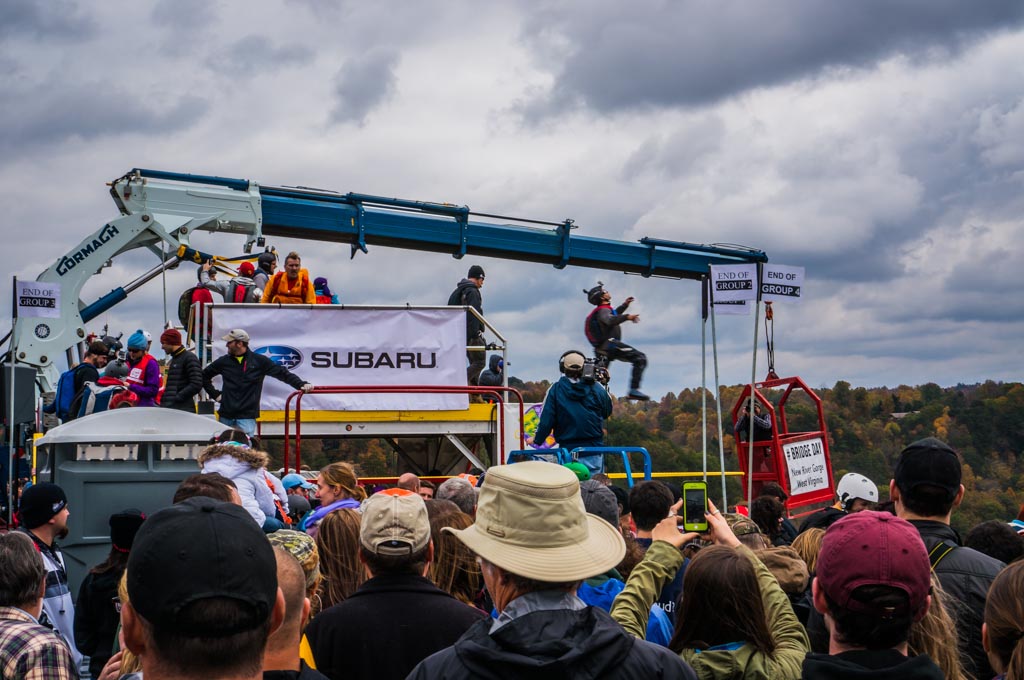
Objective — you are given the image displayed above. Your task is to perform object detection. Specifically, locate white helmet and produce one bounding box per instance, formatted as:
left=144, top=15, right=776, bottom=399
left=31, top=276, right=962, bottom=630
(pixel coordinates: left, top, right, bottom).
left=836, top=472, right=878, bottom=511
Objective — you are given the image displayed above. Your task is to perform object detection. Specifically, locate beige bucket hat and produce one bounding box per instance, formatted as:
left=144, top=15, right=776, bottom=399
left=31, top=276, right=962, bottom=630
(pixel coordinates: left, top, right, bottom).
left=446, top=461, right=625, bottom=582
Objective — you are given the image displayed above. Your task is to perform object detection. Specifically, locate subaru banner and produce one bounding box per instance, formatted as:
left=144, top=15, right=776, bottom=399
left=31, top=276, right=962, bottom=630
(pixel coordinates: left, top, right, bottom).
left=210, top=306, right=469, bottom=411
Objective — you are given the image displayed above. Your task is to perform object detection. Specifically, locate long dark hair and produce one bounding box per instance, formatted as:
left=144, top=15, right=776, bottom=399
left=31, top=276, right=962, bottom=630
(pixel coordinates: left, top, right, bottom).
left=90, top=547, right=130, bottom=576
left=668, top=545, right=775, bottom=655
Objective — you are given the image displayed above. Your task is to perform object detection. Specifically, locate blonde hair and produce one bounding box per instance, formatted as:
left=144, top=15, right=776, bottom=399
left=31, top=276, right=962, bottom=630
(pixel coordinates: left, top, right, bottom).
left=118, top=572, right=142, bottom=677
left=908, top=574, right=966, bottom=680
left=984, top=560, right=1024, bottom=680
left=314, top=509, right=366, bottom=610
left=428, top=512, right=481, bottom=607
left=791, top=528, right=825, bottom=574
left=318, top=462, right=366, bottom=502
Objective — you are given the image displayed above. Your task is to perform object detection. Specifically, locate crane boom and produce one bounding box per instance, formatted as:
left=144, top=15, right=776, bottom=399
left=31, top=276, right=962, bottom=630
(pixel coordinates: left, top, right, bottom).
left=15, top=168, right=768, bottom=390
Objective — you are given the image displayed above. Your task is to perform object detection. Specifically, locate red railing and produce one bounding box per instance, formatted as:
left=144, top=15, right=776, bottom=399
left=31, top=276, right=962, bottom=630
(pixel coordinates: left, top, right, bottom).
left=280, top=385, right=526, bottom=474
left=732, top=376, right=834, bottom=512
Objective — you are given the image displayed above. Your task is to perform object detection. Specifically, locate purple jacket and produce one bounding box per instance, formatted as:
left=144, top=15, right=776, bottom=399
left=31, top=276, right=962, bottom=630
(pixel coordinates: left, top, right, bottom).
left=126, top=353, right=161, bottom=407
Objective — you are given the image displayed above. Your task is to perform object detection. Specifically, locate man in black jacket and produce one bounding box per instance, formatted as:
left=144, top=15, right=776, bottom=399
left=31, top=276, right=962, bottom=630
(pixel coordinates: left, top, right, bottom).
left=303, top=489, right=486, bottom=680
left=202, top=328, right=312, bottom=436
left=159, top=329, right=203, bottom=412
left=409, top=462, right=696, bottom=680
left=890, top=437, right=1005, bottom=680
left=447, top=265, right=486, bottom=385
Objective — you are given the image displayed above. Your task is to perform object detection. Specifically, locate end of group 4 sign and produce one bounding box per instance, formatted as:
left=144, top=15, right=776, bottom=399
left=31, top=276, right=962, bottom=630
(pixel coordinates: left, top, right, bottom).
left=710, top=263, right=805, bottom=305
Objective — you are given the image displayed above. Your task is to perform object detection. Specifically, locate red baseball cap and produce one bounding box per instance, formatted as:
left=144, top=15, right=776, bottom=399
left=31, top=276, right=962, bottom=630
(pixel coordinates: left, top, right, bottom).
left=816, top=510, right=931, bottom=620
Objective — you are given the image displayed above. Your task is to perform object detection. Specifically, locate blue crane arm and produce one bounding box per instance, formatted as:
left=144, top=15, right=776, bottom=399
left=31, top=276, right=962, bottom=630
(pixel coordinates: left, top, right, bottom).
left=135, top=168, right=767, bottom=279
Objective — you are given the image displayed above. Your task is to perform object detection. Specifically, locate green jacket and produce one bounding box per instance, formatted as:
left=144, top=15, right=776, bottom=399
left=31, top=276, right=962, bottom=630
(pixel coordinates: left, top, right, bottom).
left=611, top=541, right=809, bottom=680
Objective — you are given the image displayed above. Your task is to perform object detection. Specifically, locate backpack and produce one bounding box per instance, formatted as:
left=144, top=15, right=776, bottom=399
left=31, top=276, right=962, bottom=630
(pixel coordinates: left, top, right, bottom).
left=584, top=306, right=608, bottom=348
left=229, top=281, right=255, bottom=303
left=178, top=287, right=199, bottom=327
left=52, top=365, right=86, bottom=421
left=447, top=286, right=469, bottom=307
left=76, top=381, right=129, bottom=417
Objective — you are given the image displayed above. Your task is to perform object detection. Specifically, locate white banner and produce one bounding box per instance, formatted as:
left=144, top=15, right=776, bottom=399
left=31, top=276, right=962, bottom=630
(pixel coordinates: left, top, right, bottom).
left=16, top=280, right=60, bottom=318
left=782, top=437, right=830, bottom=495
left=761, top=264, right=805, bottom=303
left=210, top=306, right=469, bottom=411
left=712, top=300, right=751, bottom=316
left=710, top=263, right=758, bottom=302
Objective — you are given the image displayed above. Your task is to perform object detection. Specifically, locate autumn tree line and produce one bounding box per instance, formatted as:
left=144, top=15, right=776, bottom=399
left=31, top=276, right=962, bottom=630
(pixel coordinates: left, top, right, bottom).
left=268, top=378, right=1023, bottom=535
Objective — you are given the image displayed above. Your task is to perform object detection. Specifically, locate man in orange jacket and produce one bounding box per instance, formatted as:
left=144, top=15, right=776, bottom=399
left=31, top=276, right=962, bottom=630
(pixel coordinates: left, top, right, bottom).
left=261, top=251, right=316, bottom=304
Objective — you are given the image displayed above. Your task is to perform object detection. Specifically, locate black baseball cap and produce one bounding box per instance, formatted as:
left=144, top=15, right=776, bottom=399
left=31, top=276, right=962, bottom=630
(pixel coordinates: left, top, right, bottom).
left=18, top=483, right=67, bottom=529
left=127, top=497, right=277, bottom=636
left=893, top=437, right=962, bottom=501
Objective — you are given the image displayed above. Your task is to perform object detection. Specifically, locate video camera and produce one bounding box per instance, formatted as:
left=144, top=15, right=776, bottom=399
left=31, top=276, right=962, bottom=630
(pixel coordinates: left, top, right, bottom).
left=580, top=357, right=610, bottom=386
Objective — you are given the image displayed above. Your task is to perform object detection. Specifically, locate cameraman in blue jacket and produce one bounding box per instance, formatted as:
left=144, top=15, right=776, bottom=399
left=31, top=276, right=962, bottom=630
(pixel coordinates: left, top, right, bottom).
left=530, top=350, right=612, bottom=474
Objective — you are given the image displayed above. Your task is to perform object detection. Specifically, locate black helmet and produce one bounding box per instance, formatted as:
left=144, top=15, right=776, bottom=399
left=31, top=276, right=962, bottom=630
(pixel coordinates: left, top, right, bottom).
left=257, top=251, right=277, bottom=271
left=584, top=282, right=605, bottom=306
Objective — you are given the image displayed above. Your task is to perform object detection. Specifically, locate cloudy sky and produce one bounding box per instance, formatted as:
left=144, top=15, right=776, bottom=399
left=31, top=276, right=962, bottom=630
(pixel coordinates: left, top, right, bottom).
left=2, top=0, right=1023, bottom=399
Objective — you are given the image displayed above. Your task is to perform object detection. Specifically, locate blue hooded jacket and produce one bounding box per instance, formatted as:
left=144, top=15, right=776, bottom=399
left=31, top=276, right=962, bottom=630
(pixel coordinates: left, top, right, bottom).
left=534, top=376, right=612, bottom=447
left=578, top=575, right=674, bottom=647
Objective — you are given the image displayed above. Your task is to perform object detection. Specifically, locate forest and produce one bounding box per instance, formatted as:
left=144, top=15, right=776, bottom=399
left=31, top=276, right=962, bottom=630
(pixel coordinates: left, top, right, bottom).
left=598, top=379, right=1024, bottom=535
left=268, top=379, right=1024, bottom=536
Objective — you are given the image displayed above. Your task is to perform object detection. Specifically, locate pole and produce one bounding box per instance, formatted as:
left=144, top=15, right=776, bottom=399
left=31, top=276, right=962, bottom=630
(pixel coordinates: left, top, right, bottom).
left=710, top=300, right=727, bottom=508
left=700, top=278, right=708, bottom=483
left=746, top=264, right=761, bottom=506
left=161, top=241, right=168, bottom=329
left=8, top=276, right=17, bottom=527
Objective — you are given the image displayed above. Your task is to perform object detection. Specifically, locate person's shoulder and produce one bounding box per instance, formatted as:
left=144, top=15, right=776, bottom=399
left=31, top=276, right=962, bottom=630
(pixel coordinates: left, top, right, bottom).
left=608, top=618, right=696, bottom=677
left=953, top=544, right=1007, bottom=575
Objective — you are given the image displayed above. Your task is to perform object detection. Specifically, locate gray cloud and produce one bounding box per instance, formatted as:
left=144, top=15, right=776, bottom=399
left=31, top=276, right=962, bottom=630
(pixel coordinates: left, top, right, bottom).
left=328, top=48, right=400, bottom=126
left=206, top=35, right=314, bottom=74
left=0, top=77, right=208, bottom=153
left=519, top=0, right=1024, bottom=115
left=623, top=115, right=724, bottom=179
left=0, top=0, right=95, bottom=40
left=150, top=0, right=218, bottom=31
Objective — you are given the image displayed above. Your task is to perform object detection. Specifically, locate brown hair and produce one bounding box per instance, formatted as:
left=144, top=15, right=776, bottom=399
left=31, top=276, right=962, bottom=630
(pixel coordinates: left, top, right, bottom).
left=669, top=545, right=775, bottom=655
left=285, top=251, right=301, bottom=263
left=791, top=528, right=825, bottom=574
left=908, top=575, right=965, bottom=680
left=750, top=496, right=784, bottom=539
left=318, top=462, right=366, bottom=502
left=314, top=509, right=365, bottom=610
left=616, top=529, right=646, bottom=580
left=428, top=512, right=482, bottom=606
left=984, top=560, right=1024, bottom=680
left=173, top=473, right=238, bottom=504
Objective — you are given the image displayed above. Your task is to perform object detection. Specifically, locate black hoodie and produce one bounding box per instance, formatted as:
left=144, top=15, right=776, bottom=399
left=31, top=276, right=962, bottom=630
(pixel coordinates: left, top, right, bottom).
left=409, top=606, right=696, bottom=680
left=801, top=649, right=944, bottom=680
left=478, top=354, right=503, bottom=387
left=448, top=278, right=484, bottom=337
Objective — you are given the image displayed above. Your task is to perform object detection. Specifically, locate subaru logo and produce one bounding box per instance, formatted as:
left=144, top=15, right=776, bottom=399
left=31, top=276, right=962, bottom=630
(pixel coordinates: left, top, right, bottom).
left=253, top=345, right=303, bottom=369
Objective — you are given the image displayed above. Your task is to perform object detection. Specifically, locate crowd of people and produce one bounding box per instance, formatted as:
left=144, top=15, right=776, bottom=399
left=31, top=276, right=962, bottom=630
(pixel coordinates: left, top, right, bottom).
left=3, top=435, right=1024, bottom=680
left=23, top=260, right=1024, bottom=678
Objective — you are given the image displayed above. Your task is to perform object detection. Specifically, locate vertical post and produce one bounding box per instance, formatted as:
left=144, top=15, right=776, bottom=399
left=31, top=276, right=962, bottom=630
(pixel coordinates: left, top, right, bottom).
left=746, top=264, right=761, bottom=505
left=700, top=277, right=708, bottom=483
left=710, top=299, right=727, bottom=508
left=8, top=276, right=17, bottom=527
